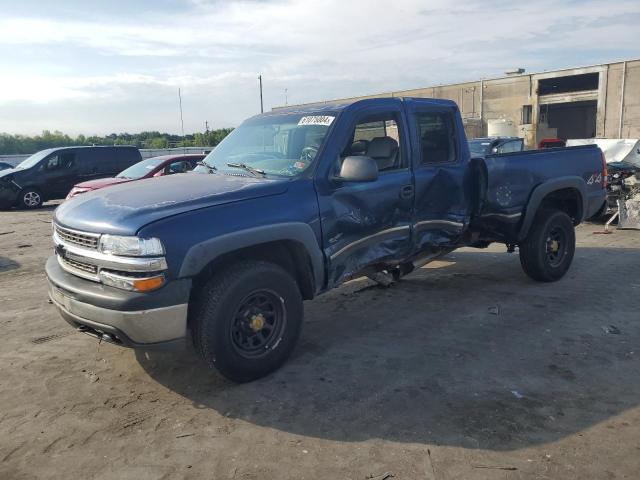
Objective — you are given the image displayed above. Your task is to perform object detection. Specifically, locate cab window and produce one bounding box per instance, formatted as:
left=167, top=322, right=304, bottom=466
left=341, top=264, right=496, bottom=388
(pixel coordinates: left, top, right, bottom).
left=497, top=140, right=523, bottom=154
left=416, top=112, right=457, bottom=164
left=342, top=112, right=405, bottom=173
left=165, top=160, right=196, bottom=175
left=45, top=153, right=75, bottom=171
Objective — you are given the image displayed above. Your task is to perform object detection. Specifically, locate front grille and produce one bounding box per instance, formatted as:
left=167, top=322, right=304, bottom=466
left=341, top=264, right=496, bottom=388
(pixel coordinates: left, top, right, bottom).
left=60, top=255, right=98, bottom=275
left=54, top=225, right=99, bottom=250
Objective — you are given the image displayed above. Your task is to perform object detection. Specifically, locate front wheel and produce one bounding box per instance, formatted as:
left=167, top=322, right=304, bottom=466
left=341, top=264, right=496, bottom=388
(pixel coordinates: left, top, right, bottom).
left=519, top=209, right=576, bottom=282
left=18, top=188, right=43, bottom=209
left=192, top=260, right=303, bottom=382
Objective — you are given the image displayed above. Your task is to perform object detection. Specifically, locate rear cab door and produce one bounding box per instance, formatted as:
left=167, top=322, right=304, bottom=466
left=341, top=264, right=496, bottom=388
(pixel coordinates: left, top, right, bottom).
left=314, top=99, right=414, bottom=287
left=404, top=99, right=473, bottom=250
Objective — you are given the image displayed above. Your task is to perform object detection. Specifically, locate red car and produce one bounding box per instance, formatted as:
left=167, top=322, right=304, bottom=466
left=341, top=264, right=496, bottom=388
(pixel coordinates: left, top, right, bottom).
left=66, top=154, right=205, bottom=199
left=538, top=138, right=566, bottom=149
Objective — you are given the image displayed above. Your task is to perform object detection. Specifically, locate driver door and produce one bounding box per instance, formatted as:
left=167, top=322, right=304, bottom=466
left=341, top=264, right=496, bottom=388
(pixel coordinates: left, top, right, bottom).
left=317, top=106, right=414, bottom=287
left=43, top=152, right=78, bottom=198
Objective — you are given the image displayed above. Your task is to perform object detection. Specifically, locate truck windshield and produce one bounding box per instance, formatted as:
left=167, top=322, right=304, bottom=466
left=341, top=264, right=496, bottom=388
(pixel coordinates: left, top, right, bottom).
left=117, top=157, right=164, bottom=179
left=468, top=140, right=491, bottom=157
left=195, top=113, right=337, bottom=177
left=15, top=149, right=53, bottom=170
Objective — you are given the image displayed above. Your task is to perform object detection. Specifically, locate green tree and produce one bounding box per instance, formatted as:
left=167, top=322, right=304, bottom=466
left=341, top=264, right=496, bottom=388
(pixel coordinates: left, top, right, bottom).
left=0, top=128, right=233, bottom=155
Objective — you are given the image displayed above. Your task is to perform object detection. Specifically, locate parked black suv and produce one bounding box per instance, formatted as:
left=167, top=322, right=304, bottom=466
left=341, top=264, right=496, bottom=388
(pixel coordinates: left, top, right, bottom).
left=0, top=146, right=141, bottom=209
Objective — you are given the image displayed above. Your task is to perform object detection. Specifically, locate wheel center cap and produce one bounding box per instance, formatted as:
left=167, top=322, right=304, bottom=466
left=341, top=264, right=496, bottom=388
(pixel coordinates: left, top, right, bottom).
left=550, top=240, right=560, bottom=253
left=249, top=314, right=265, bottom=332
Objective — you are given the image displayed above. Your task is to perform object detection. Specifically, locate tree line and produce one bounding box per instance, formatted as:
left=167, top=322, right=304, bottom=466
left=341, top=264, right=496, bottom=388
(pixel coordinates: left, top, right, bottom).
left=0, top=129, right=234, bottom=155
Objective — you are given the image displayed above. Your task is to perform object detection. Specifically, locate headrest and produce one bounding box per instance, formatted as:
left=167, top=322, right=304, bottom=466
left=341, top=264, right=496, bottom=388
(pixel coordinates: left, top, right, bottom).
left=350, top=139, right=369, bottom=153
left=367, top=137, right=398, bottom=158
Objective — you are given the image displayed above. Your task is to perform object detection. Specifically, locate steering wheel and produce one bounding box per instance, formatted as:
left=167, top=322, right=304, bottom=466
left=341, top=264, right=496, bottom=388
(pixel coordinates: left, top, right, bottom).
left=300, top=146, right=318, bottom=163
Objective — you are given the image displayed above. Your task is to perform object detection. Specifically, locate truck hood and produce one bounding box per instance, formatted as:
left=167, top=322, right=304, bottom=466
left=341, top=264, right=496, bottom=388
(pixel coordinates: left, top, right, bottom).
left=55, top=173, right=290, bottom=235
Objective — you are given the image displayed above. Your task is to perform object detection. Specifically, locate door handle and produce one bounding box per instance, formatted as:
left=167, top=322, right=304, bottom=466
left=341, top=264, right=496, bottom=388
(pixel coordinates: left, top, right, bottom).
left=400, top=184, right=414, bottom=199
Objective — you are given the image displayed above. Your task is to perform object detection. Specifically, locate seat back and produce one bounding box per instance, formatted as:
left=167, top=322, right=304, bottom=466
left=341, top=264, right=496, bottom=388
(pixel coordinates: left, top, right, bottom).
left=366, top=137, right=399, bottom=171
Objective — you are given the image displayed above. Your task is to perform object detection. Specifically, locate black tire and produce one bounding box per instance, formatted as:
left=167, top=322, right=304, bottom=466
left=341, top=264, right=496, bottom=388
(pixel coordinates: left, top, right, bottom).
left=192, top=260, right=303, bottom=382
left=519, top=209, right=575, bottom=282
left=18, top=188, right=43, bottom=209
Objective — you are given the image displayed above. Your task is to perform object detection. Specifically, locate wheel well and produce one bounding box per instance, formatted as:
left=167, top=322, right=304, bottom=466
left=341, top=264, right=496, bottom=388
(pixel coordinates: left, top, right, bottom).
left=191, top=240, right=316, bottom=302
left=539, top=188, right=583, bottom=225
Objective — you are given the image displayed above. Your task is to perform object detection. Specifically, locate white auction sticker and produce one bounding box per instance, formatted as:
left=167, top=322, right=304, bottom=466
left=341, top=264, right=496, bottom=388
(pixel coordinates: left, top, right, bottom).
left=298, top=115, right=335, bottom=126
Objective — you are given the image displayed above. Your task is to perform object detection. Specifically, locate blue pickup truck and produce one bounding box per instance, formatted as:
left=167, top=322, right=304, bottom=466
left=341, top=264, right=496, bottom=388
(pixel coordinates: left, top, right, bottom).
left=46, top=98, right=607, bottom=382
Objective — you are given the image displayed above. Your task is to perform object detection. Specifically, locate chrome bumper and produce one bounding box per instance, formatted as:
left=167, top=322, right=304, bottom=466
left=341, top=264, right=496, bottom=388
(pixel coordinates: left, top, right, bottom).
left=48, top=281, right=188, bottom=346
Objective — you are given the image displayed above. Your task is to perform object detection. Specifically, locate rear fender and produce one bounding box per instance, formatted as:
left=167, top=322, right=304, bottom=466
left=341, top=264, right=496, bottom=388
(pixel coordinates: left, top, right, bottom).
left=518, top=177, right=587, bottom=241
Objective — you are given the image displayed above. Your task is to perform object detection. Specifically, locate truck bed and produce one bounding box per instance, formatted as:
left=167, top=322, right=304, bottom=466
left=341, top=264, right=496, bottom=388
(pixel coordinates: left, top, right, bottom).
left=478, top=145, right=605, bottom=239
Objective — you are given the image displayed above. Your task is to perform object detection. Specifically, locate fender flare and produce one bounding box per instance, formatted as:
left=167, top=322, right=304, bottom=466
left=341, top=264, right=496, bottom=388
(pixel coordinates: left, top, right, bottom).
left=178, top=222, right=325, bottom=291
left=518, top=177, right=587, bottom=241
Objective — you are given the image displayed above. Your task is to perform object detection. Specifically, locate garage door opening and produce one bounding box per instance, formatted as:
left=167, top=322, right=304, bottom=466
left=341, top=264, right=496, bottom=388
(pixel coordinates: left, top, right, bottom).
left=538, top=73, right=599, bottom=95
left=539, top=100, right=597, bottom=139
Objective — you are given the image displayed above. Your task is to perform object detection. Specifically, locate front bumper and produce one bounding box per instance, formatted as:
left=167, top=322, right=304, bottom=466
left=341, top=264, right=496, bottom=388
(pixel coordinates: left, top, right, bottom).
left=45, top=256, right=191, bottom=348
left=0, top=184, right=18, bottom=208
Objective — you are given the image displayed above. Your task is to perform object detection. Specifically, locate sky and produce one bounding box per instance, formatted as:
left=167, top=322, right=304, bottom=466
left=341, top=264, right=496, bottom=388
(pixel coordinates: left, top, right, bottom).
left=0, top=0, right=639, bottom=136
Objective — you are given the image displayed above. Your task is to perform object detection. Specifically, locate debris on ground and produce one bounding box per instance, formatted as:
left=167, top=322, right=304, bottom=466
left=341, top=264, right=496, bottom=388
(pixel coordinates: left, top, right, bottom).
left=602, top=325, right=621, bottom=335
left=366, top=473, right=393, bottom=480
left=488, top=305, right=501, bottom=315
left=511, top=390, right=524, bottom=399
left=366, top=271, right=396, bottom=287
left=472, top=464, right=518, bottom=471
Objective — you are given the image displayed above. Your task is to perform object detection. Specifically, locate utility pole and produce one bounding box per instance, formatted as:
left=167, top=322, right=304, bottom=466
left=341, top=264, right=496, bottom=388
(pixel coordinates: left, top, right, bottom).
left=285, top=88, right=288, bottom=106
left=178, top=88, right=186, bottom=154
left=258, top=74, right=264, bottom=113
left=205, top=121, right=210, bottom=134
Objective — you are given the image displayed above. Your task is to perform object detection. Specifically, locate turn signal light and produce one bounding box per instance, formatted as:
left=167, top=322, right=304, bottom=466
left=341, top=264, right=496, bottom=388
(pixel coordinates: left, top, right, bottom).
left=99, top=270, right=165, bottom=292
left=132, top=276, right=165, bottom=292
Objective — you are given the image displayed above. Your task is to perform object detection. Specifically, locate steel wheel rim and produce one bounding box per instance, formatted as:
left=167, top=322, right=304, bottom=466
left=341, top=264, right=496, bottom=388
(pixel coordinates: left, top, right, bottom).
left=545, top=226, right=566, bottom=267
left=24, top=191, right=40, bottom=207
left=230, top=289, right=286, bottom=358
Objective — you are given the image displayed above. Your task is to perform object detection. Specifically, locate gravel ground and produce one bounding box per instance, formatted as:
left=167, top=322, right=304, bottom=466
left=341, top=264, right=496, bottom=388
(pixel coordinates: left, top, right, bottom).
left=1, top=203, right=639, bottom=479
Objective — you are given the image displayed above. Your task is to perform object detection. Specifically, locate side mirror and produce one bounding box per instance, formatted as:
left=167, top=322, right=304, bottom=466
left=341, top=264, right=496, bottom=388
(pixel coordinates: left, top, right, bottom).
left=336, top=156, right=378, bottom=182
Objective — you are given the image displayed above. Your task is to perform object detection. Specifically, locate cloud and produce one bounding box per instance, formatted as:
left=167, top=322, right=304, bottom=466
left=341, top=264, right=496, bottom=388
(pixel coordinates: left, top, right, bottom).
left=0, top=0, right=639, bottom=134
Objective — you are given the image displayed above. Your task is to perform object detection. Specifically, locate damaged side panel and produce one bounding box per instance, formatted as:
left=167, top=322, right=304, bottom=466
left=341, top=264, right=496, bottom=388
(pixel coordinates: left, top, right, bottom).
left=320, top=170, right=413, bottom=287
left=412, top=166, right=469, bottom=251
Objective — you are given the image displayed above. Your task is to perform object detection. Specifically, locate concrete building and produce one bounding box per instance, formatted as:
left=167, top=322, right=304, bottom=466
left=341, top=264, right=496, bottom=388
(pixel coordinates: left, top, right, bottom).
left=279, top=59, right=639, bottom=149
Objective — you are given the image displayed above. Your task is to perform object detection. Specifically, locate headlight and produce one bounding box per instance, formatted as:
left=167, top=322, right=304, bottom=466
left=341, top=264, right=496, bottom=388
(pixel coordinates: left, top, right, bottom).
left=99, top=235, right=164, bottom=257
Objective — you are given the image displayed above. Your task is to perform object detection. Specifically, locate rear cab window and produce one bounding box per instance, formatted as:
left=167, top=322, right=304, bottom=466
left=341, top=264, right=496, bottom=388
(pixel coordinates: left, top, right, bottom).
left=415, top=111, right=458, bottom=164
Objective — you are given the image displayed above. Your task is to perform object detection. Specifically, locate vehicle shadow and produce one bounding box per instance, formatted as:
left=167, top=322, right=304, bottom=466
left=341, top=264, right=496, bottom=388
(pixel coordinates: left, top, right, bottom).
left=0, top=256, right=20, bottom=273
left=136, top=245, right=640, bottom=450
left=0, top=204, right=58, bottom=213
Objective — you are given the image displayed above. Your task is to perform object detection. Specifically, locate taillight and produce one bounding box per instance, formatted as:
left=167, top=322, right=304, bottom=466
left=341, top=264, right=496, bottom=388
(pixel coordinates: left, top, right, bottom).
left=601, top=151, right=608, bottom=188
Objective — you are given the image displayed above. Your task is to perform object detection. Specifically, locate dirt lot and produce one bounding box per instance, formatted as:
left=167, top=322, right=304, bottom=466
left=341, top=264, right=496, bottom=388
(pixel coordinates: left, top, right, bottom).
left=1, top=203, right=639, bottom=479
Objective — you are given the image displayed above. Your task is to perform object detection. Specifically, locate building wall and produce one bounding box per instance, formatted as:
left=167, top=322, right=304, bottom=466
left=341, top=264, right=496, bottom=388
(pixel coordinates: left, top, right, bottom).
left=279, top=59, right=640, bottom=148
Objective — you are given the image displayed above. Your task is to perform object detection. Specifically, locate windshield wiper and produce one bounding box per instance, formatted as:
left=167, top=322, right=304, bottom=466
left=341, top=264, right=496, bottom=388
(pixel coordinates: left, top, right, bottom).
left=226, top=162, right=265, bottom=177
left=197, top=161, right=218, bottom=174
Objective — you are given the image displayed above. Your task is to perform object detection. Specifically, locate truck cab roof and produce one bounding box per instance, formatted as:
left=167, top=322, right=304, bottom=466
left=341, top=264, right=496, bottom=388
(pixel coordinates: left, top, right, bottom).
left=266, top=97, right=457, bottom=117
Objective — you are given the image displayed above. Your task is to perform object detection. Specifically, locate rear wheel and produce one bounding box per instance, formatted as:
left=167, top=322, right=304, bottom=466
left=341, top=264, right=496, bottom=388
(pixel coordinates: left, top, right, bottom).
left=519, top=209, right=575, bottom=282
left=18, top=188, right=43, bottom=209
left=192, top=260, right=303, bottom=382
